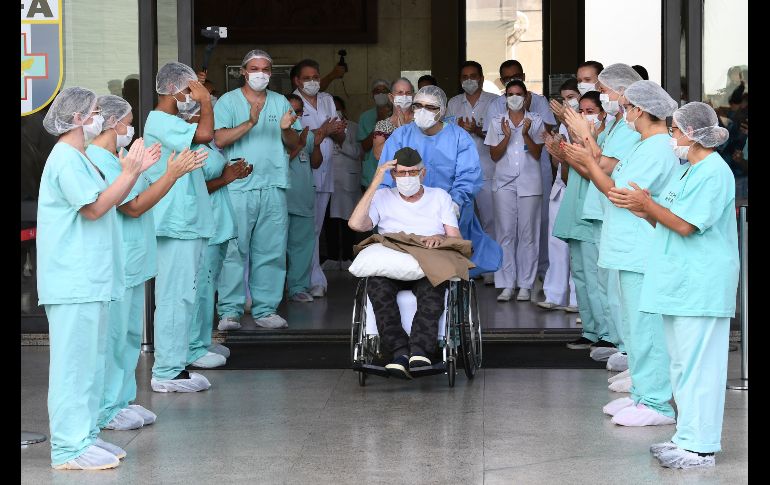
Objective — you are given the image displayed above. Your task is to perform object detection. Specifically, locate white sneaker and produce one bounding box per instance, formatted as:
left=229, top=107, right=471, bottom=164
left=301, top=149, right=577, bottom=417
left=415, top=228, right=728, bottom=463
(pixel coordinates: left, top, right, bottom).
left=483, top=273, right=495, bottom=286
left=575, top=316, right=582, bottom=325
left=608, top=369, right=631, bottom=383
left=611, top=403, right=676, bottom=427
left=309, top=285, right=326, bottom=298
left=608, top=376, right=633, bottom=393
left=127, top=404, right=156, bottom=425
left=536, top=301, right=564, bottom=310
left=606, top=352, right=629, bottom=372
left=254, top=313, right=288, bottom=329
left=516, top=288, right=531, bottom=301
left=103, top=407, right=144, bottom=430
left=208, top=343, right=230, bottom=358
left=590, top=346, right=618, bottom=362
left=289, top=291, right=314, bottom=302
left=190, top=351, right=226, bottom=368
left=151, top=372, right=211, bottom=393
left=657, top=447, right=715, bottom=469
left=602, top=396, right=634, bottom=416
left=94, top=438, right=126, bottom=460
left=497, top=288, right=514, bottom=301
left=563, top=305, right=579, bottom=313
left=218, top=317, right=241, bottom=331
left=52, top=445, right=119, bottom=470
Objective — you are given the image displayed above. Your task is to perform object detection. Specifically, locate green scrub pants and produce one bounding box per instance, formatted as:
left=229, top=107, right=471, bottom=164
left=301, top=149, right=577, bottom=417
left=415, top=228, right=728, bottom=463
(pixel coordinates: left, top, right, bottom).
left=568, top=239, right=611, bottom=343
left=218, top=188, right=288, bottom=319
left=189, top=242, right=228, bottom=363
left=592, top=221, right=623, bottom=350
left=45, top=301, right=109, bottom=466
left=287, top=214, right=314, bottom=297
left=664, top=315, right=730, bottom=452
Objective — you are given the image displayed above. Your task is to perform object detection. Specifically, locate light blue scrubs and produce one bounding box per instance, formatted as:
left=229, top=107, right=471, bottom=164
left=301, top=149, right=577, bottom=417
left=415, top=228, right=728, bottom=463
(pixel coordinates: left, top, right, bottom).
left=214, top=89, right=302, bottom=319
left=87, top=145, right=157, bottom=428
left=357, top=107, right=377, bottom=188
left=580, top=115, right=639, bottom=351
left=600, top=133, right=679, bottom=417
left=640, top=153, right=738, bottom=451
left=286, top=131, right=316, bottom=296
left=378, top=122, right=502, bottom=275
left=189, top=143, right=237, bottom=364
left=37, top=142, right=124, bottom=465
left=144, top=110, right=214, bottom=380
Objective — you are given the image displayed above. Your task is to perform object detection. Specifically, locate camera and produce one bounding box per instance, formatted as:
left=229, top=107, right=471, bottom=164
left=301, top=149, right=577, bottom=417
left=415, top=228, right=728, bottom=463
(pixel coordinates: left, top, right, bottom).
left=337, top=49, right=348, bottom=72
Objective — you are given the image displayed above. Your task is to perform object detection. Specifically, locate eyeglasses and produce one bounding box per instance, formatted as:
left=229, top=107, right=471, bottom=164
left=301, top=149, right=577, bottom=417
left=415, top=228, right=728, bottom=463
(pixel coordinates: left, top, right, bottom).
left=667, top=126, right=674, bottom=136
left=390, top=168, right=422, bottom=177
left=411, top=103, right=440, bottom=113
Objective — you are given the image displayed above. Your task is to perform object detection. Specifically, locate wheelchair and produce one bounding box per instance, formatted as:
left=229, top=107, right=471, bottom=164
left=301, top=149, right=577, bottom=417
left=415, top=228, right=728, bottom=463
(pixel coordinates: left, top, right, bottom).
left=350, top=277, right=482, bottom=387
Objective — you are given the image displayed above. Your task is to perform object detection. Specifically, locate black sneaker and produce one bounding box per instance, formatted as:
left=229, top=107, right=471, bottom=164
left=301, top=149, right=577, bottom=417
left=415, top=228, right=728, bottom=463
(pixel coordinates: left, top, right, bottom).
left=566, top=337, right=595, bottom=349
left=409, top=354, right=432, bottom=370
left=590, top=339, right=617, bottom=349
left=385, top=355, right=412, bottom=379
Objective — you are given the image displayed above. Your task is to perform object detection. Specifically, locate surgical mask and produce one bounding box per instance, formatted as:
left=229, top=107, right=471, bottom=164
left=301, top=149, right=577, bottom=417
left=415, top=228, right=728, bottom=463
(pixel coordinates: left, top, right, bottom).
left=584, top=114, right=600, bottom=125
left=600, top=93, right=620, bottom=115
left=116, top=123, right=135, bottom=149
left=336, top=110, right=345, bottom=120
left=461, top=79, right=479, bottom=95
left=623, top=108, right=639, bottom=131
left=566, top=98, right=579, bottom=110
left=577, top=82, right=597, bottom=95
left=395, top=174, right=421, bottom=197
left=374, top=93, right=390, bottom=106
left=176, top=93, right=197, bottom=113
left=247, top=72, right=270, bottom=91
left=302, top=80, right=320, bottom=96
left=669, top=136, right=690, bottom=159
left=506, top=95, right=524, bottom=111
left=393, top=95, right=413, bottom=110
left=414, top=108, right=438, bottom=130
left=82, top=114, right=104, bottom=142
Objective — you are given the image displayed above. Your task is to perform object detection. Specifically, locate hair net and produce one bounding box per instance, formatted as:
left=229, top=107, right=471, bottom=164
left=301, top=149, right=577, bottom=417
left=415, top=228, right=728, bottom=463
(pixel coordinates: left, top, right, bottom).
left=413, top=85, right=448, bottom=117
left=371, top=78, right=391, bottom=91
left=597, top=63, right=643, bottom=94
left=624, top=80, right=678, bottom=119
left=156, top=62, right=197, bottom=95
left=97, top=95, right=132, bottom=131
left=42, top=87, right=97, bottom=135
left=673, top=101, right=729, bottom=148
left=241, top=49, right=273, bottom=67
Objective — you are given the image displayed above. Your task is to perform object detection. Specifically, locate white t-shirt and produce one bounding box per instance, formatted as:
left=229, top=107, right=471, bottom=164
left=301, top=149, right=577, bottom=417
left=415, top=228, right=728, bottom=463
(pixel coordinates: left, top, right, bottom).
left=369, top=186, right=459, bottom=236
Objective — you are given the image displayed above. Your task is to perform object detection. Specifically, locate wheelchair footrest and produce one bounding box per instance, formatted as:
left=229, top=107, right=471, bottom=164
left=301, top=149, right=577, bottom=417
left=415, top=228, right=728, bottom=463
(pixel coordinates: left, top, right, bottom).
left=409, top=362, right=447, bottom=378
left=352, top=362, right=391, bottom=378
left=352, top=361, right=447, bottom=379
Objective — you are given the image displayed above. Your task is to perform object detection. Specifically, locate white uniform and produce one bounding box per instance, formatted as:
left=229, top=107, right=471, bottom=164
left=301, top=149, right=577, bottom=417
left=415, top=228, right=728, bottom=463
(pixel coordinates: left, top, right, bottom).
left=446, top=91, right=498, bottom=239
left=294, top=89, right=337, bottom=289
left=542, top=124, right=576, bottom=306
left=484, top=110, right=544, bottom=290
left=329, top=119, right=363, bottom=220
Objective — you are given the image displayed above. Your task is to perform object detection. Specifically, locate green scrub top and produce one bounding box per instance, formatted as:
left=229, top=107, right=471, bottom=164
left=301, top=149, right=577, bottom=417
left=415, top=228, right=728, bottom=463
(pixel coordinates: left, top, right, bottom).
left=286, top=130, right=316, bottom=217
left=87, top=144, right=157, bottom=287
left=213, top=88, right=301, bottom=192
left=143, top=110, right=215, bottom=240
left=195, top=142, right=237, bottom=246
left=357, top=107, right=377, bottom=188
left=36, top=142, right=125, bottom=304
left=597, top=133, right=679, bottom=273
left=552, top=161, right=593, bottom=243
left=581, top=116, right=640, bottom=225
left=640, top=153, right=739, bottom=317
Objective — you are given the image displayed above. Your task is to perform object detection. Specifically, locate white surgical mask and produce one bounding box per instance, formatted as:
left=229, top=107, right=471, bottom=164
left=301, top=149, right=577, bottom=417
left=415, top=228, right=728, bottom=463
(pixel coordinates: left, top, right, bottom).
left=584, top=114, right=600, bottom=125
left=302, top=80, right=320, bottom=96
left=506, top=94, right=524, bottom=111
left=82, top=114, right=104, bottom=143
left=175, top=93, right=197, bottom=113
left=395, top=174, right=421, bottom=197
left=623, top=108, right=639, bottom=131
left=374, top=93, right=390, bottom=106
left=414, top=108, right=438, bottom=130
left=461, top=79, right=479, bottom=95
left=336, top=110, right=345, bottom=120
left=577, top=82, right=597, bottom=95
left=566, top=98, right=579, bottom=110
left=393, top=95, right=413, bottom=110
left=247, top=72, right=270, bottom=91
left=669, top=136, right=690, bottom=159
left=599, top=93, right=620, bottom=116
left=115, top=123, right=135, bottom=149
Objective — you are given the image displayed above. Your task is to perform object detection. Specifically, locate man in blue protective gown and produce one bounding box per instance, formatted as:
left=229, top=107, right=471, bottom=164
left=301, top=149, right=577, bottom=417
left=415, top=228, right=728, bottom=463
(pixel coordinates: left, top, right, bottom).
left=378, top=86, right=502, bottom=276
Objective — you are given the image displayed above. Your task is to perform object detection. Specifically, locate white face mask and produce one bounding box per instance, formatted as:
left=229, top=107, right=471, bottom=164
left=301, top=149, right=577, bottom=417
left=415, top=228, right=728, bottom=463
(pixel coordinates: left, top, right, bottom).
left=566, top=98, right=579, bottom=110
left=577, top=82, right=597, bottom=95
left=115, top=122, right=135, bottom=150
left=506, top=94, right=524, bottom=111
left=82, top=114, right=104, bottom=143
left=175, top=93, right=197, bottom=113
left=374, top=93, right=390, bottom=106
left=623, top=108, right=639, bottom=131
left=599, top=93, right=621, bottom=116
left=393, top=95, right=413, bottom=110
left=584, top=114, right=601, bottom=125
left=302, top=80, right=320, bottom=96
left=669, top=136, right=690, bottom=159
left=247, top=72, right=270, bottom=91
left=461, top=79, right=479, bottom=95
left=336, top=110, right=345, bottom=120
left=395, top=174, right=421, bottom=197
left=414, top=108, right=438, bottom=130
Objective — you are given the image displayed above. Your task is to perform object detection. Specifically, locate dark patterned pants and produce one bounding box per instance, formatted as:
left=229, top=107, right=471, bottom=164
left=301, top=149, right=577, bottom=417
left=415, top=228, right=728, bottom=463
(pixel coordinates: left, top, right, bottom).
left=367, top=276, right=448, bottom=359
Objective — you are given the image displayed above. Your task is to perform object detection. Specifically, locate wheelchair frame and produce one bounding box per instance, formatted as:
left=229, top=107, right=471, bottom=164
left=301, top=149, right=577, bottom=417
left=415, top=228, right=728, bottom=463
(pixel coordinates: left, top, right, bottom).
left=351, top=277, right=483, bottom=387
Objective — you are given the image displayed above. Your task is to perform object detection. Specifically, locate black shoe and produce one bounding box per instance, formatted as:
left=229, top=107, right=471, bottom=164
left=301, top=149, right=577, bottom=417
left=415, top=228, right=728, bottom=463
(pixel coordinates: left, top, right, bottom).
left=385, top=355, right=412, bottom=379
left=409, top=354, right=432, bottom=370
left=566, top=337, right=595, bottom=349
left=590, top=339, right=617, bottom=349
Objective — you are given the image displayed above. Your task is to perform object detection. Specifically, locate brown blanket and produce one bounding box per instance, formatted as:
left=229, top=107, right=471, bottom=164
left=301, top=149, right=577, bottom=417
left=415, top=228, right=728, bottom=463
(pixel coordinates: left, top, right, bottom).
left=353, top=232, right=475, bottom=286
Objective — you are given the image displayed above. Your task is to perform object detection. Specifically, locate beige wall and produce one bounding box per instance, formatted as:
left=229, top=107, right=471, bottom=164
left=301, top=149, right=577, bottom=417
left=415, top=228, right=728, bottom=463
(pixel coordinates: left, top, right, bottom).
left=193, top=0, right=432, bottom=123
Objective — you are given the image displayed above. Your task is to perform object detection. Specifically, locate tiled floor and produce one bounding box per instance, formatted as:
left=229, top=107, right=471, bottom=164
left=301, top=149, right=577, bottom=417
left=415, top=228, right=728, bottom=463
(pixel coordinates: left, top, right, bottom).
left=21, top=346, right=747, bottom=484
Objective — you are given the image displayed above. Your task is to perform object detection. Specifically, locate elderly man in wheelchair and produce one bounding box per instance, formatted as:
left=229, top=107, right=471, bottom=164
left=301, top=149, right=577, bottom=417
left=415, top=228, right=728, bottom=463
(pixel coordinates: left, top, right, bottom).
left=348, top=147, right=469, bottom=380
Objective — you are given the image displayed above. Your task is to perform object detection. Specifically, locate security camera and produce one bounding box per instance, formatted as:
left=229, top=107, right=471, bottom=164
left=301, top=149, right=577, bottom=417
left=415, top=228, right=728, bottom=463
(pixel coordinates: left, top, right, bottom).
left=201, top=26, right=228, bottom=39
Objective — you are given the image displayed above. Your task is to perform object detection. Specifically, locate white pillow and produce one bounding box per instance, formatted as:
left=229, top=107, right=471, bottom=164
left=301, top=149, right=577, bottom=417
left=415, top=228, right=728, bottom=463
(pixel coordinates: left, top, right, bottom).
left=348, top=243, right=426, bottom=281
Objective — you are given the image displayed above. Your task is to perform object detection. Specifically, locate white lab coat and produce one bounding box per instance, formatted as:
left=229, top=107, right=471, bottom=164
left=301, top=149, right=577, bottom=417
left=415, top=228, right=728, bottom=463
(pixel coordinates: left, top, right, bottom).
left=329, top=120, right=363, bottom=220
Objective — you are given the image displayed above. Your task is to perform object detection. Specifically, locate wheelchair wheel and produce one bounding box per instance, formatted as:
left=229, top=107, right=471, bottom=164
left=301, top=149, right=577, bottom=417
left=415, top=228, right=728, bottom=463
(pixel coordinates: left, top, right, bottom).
left=447, top=359, right=456, bottom=387
left=358, top=371, right=367, bottom=387
left=350, top=278, right=368, bottom=364
left=460, top=280, right=483, bottom=378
